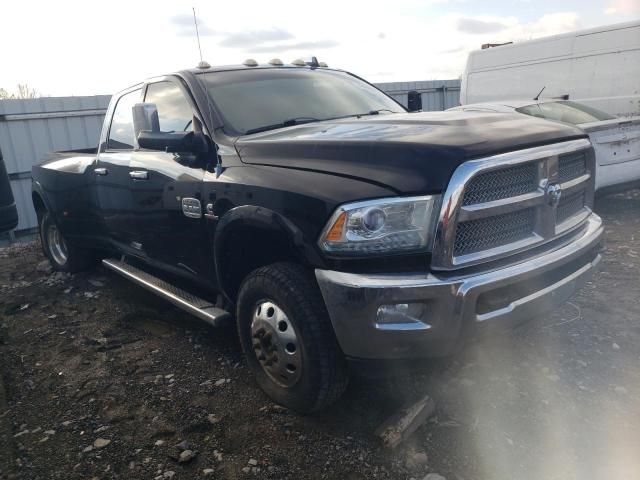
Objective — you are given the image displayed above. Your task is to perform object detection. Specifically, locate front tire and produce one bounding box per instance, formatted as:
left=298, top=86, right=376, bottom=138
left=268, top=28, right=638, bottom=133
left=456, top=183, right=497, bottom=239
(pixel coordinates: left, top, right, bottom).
left=40, top=211, right=97, bottom=273
left=237, top=262, right=349, bottom=414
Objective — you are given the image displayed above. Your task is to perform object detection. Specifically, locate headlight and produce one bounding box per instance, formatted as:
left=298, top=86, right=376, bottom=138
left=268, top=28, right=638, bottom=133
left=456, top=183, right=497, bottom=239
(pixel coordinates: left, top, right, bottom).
left=318, top=195, right=441, bottom=255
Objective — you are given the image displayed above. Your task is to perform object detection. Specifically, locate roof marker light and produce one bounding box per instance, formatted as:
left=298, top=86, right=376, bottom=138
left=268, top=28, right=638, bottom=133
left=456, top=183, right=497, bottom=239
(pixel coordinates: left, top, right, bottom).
left=268, top=58, right=284, bottom=66
left=291, top=58, right=305, bottom=66
left=243, top=58, right=258, bottom=67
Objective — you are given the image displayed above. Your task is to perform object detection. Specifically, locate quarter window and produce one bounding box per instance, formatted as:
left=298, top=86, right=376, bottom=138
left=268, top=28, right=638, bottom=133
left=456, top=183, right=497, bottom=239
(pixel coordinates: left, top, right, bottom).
left=144, top=81, right=194, bottom=133
left=107, top=89, right=141, bottom=150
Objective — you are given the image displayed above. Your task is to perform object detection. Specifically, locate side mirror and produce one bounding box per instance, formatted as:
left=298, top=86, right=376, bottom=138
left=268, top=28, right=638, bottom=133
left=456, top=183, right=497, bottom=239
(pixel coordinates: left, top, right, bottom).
left=138, top=130, right=208, bottom=155
left=133, top=103, right=160, bottom=138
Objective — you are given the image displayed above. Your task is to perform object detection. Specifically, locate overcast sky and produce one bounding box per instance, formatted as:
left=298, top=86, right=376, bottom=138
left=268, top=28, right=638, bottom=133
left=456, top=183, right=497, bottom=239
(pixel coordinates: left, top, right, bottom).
left=1, top=0, right=638, bottom=97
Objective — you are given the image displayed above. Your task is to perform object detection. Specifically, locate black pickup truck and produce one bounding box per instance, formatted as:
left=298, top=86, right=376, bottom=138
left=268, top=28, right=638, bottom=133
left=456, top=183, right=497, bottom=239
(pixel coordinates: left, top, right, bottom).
left=32, top=60, right=603, bottom=412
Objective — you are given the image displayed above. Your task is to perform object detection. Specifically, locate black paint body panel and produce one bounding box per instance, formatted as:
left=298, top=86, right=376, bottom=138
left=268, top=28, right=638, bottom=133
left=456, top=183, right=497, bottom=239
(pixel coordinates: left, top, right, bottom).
left=236, top=111, right=586, bottom=194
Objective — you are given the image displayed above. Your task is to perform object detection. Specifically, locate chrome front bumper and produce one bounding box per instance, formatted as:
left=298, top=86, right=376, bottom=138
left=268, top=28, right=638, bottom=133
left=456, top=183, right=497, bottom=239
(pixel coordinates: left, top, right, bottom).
left=315, top=214, right=604, bottom=360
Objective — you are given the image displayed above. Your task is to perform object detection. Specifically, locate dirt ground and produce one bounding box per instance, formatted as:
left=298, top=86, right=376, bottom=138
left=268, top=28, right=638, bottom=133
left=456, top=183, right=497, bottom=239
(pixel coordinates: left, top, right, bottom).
left=1, top=191, right=639, bottom=480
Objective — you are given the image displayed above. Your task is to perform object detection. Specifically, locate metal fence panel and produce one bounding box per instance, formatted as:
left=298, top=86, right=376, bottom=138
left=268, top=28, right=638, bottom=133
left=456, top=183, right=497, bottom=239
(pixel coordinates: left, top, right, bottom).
left=0, top=96, right=110, bottom=236
left=375, top=79, right=461, bottom=110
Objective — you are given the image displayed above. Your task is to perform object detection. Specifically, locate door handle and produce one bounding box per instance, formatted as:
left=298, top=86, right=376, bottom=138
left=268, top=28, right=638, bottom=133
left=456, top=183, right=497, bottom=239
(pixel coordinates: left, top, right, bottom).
left=95, top=168, right=108, bottom=176
left=129, top=170, right=149, bottom=180
left=204, top=202, right=218, bottom=220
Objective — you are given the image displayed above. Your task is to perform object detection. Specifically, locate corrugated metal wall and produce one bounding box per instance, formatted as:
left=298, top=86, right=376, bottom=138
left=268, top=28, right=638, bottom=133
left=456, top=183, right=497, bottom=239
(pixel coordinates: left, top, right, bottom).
left=375, top=79, right=461, bottom=110
left=0, top=96, right=110, bottom=236
left=0, top=80, right=460, bottom=239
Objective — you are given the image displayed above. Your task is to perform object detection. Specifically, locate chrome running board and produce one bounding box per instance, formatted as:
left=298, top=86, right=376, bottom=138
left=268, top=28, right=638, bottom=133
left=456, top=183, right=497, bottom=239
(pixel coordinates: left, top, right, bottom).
left=102, top=258, right=231, bottom=327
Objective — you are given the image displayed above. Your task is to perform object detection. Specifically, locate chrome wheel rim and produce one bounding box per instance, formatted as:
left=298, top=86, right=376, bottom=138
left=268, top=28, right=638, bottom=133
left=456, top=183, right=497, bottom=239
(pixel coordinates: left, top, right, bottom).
left=250, top=301, right=302, bottom=387
left=47, top=224, right=68, bottom=266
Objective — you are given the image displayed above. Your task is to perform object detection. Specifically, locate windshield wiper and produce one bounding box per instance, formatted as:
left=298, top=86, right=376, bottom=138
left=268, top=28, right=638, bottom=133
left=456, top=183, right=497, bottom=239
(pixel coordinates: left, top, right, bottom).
left=245, top=117, right=320, bottom=135
left=244, top=110, right=398, bottom=134
left=325, top=109, right=398, bottom=122
left=367, top=109, right=396, bottom=115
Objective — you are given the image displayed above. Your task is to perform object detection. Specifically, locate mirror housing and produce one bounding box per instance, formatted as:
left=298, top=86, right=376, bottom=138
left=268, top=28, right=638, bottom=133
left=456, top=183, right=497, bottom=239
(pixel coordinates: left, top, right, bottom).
left=138, top=130, right=208, bottom=155
left=133, top=103, right=160, bottom=138
left=134, top=102, right=209, bottom=157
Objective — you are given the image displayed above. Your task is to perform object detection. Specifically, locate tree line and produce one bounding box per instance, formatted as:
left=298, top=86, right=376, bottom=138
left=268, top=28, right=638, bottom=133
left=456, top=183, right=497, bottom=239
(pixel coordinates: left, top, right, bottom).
left=0, top=84, right=39, bottom=99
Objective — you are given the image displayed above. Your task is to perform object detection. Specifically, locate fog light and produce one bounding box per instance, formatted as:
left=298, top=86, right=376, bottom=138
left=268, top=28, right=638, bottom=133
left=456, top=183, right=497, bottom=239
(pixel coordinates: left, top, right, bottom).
left=376, top=302, right=431, bottom=329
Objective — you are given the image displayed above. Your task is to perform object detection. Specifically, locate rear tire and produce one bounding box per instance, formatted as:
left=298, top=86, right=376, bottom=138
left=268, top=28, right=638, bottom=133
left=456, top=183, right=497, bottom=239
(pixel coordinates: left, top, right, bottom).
left=40, top=211, right=97, bottom=273
left=237, top=262, right=349, bottom=414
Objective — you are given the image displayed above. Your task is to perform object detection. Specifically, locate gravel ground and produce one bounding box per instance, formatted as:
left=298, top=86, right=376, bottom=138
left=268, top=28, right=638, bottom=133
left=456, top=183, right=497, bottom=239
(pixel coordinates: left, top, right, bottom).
left=1, top=191, right=639, bottom=480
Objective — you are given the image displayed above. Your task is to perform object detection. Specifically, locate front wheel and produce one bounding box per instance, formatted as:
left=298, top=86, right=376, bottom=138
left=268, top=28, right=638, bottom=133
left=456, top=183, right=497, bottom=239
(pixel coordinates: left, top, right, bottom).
left=237, top=262, right=349, bottom=414
left=40, top=211, right=97, bottom=273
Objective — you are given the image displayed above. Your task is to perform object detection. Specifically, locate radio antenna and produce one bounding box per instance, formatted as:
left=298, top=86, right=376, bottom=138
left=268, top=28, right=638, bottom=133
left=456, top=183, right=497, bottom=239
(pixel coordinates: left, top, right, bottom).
left=193, top=7, right=204, bottom=63
left=533, top=86, right=546, bottom=101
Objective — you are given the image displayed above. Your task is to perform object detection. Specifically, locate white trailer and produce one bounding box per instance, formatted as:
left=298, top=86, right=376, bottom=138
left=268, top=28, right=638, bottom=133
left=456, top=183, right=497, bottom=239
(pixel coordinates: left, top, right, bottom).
left=460, top=21, right=640, bottom=117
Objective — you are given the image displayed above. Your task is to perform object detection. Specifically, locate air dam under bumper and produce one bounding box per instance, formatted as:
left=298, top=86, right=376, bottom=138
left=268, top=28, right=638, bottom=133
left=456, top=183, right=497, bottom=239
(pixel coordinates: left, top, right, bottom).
left=315, top=214, right=604, bottom=360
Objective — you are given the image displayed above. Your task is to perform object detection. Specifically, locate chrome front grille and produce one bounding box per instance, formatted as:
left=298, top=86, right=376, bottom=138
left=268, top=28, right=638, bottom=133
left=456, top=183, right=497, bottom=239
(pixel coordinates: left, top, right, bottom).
left=557, top=190, right=586, bottom=225
left=558, top=151, right=587, bottom=184
left=454, top=208, right=536, bottom=256
left=432, top=139, right=595, bottom=270
left=462, top=163, right=538, bottom=205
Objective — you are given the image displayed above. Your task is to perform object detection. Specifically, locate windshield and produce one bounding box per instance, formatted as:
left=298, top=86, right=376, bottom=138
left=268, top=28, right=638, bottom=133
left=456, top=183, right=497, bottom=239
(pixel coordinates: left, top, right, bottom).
left=200, top=68, right=405, bottom=135
left=516, top=100, right=616, bottom=125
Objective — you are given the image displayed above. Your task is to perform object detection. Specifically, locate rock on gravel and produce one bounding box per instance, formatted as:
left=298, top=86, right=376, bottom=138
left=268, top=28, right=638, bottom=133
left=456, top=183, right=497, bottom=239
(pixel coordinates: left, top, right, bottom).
left=407, top=451, right=429, bottom=468
left=174, top=440, right=190, bottom=451
left=93, top=438, right=111, bottom=449
left=36, top=260, right=52, bottom=274
left=423, top=474, right=446, bottom=480
left=178, top=449, right=197, bottom=463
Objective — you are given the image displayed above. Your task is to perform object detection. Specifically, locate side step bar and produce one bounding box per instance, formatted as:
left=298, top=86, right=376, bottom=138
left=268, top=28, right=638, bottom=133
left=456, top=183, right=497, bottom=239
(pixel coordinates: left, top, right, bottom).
left=102, top=258, right=231, bottom=327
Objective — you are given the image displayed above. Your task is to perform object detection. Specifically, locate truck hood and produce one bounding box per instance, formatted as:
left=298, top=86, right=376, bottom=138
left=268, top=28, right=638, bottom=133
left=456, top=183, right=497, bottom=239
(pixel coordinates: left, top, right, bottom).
left=234, top=111, right=587, bottom=194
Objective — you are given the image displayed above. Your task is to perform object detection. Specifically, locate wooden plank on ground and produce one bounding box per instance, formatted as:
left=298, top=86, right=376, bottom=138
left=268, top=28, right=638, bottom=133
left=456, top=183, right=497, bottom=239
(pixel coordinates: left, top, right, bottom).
left=375, top=394, right=436, bottom=449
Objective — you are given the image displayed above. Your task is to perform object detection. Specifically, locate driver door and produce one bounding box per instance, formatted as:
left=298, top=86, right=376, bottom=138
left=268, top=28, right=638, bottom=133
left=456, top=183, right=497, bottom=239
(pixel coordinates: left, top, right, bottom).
left=127, top=79, right=211, bottom=280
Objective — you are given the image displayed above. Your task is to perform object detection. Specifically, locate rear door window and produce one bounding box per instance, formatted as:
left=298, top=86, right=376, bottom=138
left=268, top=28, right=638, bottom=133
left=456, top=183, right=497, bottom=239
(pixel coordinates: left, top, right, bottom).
left=107, top=89, right=141, bottom=150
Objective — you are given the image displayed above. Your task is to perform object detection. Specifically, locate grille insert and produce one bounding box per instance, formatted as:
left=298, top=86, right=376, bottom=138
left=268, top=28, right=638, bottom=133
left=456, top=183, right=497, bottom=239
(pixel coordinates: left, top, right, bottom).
left=454, top=208, right=536, bottom=256
left=557, top=190, right=585, bottom=224
left=558, top=152, right=586, bottom=184
left=462, top=162, right=538, bottom=206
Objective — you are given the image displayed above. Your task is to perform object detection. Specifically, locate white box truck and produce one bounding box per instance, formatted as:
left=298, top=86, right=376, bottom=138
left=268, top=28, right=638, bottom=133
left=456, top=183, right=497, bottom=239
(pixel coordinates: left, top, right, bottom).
left=460, top=21, right=640, bottom=117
